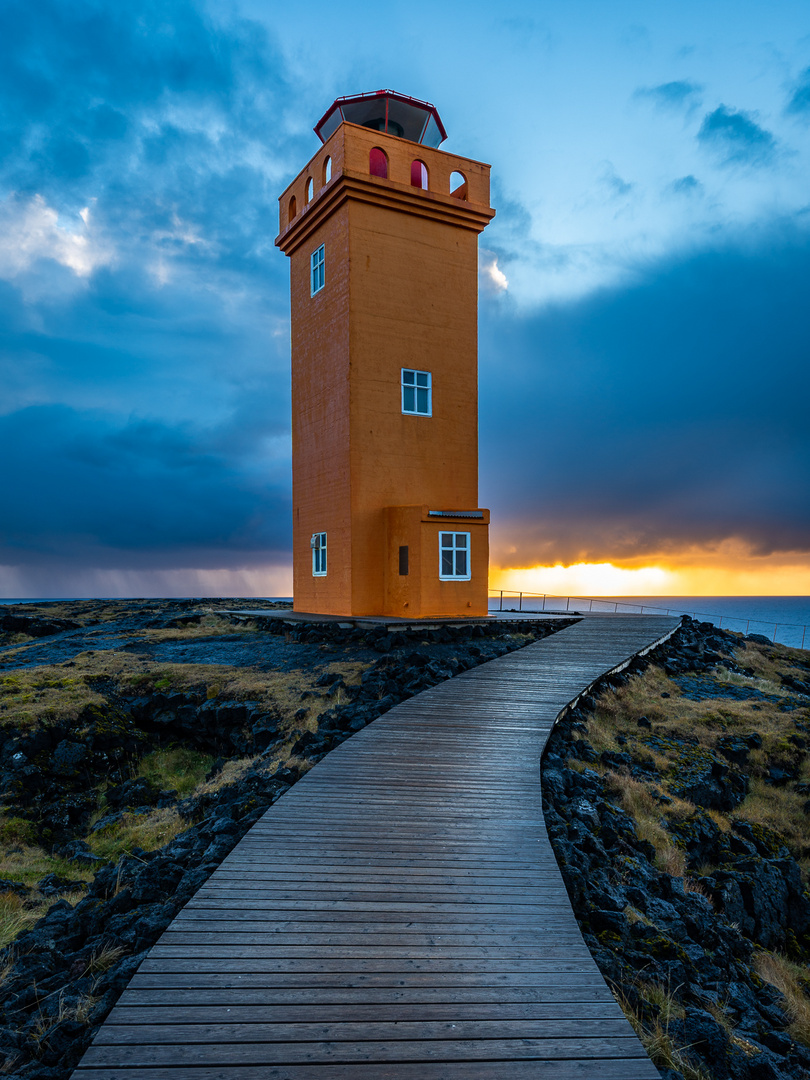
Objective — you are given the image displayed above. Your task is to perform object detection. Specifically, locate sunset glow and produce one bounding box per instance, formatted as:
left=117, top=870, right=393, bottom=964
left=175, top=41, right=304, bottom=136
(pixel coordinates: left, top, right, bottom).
left=490, top=557, right=810, bottom=598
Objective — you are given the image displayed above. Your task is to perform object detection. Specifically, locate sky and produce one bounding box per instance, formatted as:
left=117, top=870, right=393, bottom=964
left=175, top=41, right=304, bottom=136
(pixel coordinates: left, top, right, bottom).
left=1, top=0, right=809, bottom=598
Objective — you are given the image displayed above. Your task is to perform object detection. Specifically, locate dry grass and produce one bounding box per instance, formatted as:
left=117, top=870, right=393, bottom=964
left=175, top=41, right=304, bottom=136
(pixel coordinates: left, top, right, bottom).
left=755, top=950, right=810, bottom=1046
left=191, top=753, right=267, bottom=797
left=85, top=807, right=185, bottom=862
left=612, top=980, right=712, bottom=1080
left=736, top=779, right=810, bottom=868
left=0, top=891, right=37, bottom=949
left=585, top=647, right=810, bottom=876
left=0, top=668, right=107, bottom=731
left=735, top=642, right=809, bottom=687
left=0, top=886, right=87, bottom=950
left=135, top=747, right=215, bottom=797
left=138, top=614, right=255, bottom=642
left=0, top=840, right=94, bottom=891
left=602, top=771, right=691, bottom=874
left=0, top=646, right=374, bottom=735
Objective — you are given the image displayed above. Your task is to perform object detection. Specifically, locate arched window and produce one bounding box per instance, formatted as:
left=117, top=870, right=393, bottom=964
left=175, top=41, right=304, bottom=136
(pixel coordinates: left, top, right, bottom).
left=305, top=177, right=314, bottom=203
left=450, top=170, right=467, bottom=200
left=323, top=156, right=332, bottom=184
left=288, top=195, right=297, bottom=222
left=410, top=160, right=428, bottom=190
left=369, top=147, right=388, bottom=179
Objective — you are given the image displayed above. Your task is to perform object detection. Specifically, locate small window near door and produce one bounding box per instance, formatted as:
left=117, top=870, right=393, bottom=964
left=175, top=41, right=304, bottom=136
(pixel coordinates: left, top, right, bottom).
left=439, top=532, right=470, bottom=580
left=312, top=532, right=327, bottom=576
left=399, top=546, right=409, bottom=576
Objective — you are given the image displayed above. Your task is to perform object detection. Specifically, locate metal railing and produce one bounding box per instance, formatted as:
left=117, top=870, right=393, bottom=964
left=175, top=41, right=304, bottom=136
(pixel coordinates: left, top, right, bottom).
left=488, top=589, right=808, bottom=650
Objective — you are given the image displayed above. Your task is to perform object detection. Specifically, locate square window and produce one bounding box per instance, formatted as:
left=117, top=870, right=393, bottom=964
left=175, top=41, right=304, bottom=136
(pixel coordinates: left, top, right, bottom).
left=401, top=368, right=431, bottom=415
left=311, top=531, right=327, bottom=576
left=439, top=531, right=470, bottom=580
left=310, top=245, right=325, bottom=295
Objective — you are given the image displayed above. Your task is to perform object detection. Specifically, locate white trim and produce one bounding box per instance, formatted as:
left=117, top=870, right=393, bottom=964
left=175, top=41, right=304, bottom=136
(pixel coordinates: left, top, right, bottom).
left=310, top=245, right=325, bottom=296
left=439, top=531, right=471, bottom=581
left=311, top=531, right=327, bottom=576
left=401, top=368, right=432, bottom=416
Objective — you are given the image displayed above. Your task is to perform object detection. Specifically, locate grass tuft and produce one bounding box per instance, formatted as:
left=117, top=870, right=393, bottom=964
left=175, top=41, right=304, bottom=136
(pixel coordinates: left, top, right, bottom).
left=755, top=950, right=810, bottom=1046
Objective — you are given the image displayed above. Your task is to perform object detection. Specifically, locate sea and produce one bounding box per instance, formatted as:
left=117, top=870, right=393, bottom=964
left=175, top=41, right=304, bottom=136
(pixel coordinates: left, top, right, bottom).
left=1, top=595, right=809, bottom=650
left=492, top=595, right=810, bottom=650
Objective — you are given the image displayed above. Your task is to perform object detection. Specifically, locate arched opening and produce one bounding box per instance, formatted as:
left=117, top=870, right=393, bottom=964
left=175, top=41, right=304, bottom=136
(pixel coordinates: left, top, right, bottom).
left=410, top=160, right=428, bottom=190
left=323, top=156, right=332, bottom=184
left=305, top=177, right=314, bottom=203
left=450, top=170, right=468, bottom=200
left=369, top=147, right=388, bottom=179
left=288, top=194, right=297, bottom=222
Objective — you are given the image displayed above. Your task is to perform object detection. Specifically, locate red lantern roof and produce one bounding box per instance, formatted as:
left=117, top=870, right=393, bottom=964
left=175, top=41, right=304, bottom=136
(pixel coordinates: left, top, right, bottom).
left=314, top=90, right=447, bottom=148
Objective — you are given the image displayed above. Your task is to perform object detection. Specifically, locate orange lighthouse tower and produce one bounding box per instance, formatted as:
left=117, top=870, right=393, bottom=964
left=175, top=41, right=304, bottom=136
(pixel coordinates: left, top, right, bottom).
left=276, top=90, right=494, bottom=618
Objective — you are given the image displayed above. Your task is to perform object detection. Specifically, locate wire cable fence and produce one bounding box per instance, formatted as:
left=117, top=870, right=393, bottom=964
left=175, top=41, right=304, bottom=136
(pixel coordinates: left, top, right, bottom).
left=488, top=589, right=808, bottom=650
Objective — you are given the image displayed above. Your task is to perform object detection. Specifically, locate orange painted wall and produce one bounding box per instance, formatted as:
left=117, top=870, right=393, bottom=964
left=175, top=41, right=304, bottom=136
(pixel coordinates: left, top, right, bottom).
left=277, top=122, right=494, bottom=617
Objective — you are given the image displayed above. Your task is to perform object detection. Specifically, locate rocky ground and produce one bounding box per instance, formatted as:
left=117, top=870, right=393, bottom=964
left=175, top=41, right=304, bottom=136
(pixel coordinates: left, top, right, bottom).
left=0, top=599, right=570, bottom=1078
left=1, top=602, right=809, bottom=1080
left=544, top=619, right=810, bottom=1079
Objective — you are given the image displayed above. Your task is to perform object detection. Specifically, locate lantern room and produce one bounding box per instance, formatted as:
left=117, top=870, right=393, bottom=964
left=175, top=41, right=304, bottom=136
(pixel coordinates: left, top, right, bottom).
left=314, top=89, right=447, bottom=148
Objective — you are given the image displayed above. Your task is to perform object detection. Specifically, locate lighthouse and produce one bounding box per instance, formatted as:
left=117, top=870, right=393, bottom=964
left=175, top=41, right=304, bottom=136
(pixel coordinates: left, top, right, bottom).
left=276, top=90, right=494, bottom=618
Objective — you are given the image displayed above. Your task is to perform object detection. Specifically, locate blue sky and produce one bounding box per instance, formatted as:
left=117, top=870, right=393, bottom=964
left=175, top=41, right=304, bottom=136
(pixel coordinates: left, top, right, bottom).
left=1, top=0, right=808, bottom=596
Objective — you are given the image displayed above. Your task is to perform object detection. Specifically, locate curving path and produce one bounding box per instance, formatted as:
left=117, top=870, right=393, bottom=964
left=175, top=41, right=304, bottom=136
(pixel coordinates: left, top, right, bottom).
left=73, top=614, right=679, bottom=1079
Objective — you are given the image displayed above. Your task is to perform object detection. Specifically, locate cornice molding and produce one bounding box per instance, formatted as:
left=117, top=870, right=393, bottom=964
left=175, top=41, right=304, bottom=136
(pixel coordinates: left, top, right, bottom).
left=276, top=172, right=495, bottom=255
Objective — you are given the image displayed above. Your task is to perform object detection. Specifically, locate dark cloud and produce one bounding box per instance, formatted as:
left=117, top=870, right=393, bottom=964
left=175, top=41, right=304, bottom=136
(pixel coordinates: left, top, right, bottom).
left=697, top=105, right=776, bottom=166
left=0, top=405, right=291, bottom=569
left=0, top=0, right=302, bottom=587
left=786, top=66, right=810, bottom=118
left=479, top=227, right=810, bottom=566
left=634, top=79, right=703, bottom=112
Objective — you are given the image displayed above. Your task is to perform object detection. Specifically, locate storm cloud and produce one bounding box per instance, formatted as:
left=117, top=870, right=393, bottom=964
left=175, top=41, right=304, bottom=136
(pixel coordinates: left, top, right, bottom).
left=1, top=1, right=809, bottom=595
left=480, top=227, right=810, bottom=566
left=0, top=1, right=298, bottom=592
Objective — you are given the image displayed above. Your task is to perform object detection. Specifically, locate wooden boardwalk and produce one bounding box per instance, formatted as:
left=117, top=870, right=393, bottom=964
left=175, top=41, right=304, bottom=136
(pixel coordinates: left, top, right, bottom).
left=73, top=614, right=678, bottom=1079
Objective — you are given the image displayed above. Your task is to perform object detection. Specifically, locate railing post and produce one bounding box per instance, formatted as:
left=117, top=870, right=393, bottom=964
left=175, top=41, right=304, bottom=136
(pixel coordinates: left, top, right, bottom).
left=542, top=594, right=547, bottom=611
left=499, top=590, right=503, bottom=612
left=566, top=596, right=570, bottom=611
left=519, top=592, right=523, bottom=612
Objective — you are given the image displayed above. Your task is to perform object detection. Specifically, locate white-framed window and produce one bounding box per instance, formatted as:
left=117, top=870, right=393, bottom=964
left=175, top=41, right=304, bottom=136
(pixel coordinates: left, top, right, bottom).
left=401, top=368, right=431, bottom=415
left=439, top=531, right=470, bottom=580
left=311, top=245, right=325, bottom=295
left=311, top=532, right=327, bottom=576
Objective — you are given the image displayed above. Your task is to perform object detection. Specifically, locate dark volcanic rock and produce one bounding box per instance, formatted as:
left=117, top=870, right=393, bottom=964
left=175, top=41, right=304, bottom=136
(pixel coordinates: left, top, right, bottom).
left=542, top=616, right=810, bottom=1080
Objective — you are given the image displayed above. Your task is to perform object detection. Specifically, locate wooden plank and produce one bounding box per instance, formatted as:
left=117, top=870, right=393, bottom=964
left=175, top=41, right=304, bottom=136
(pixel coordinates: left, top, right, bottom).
left=70, top=616, right=677, bottom=1080
left=107, top=1002, right=628, bottom=1024
left=71, top=1059, right=660, bottom=1079
left=95, top=1018, right=637, bottom=1045
left=80, top=1035, right=652, bottom=1065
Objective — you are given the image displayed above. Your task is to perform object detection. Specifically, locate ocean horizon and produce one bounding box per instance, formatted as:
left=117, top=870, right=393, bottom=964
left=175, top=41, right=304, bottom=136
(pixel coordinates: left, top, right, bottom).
left=491, top=593, right=810, bottom=649
left=3, top=594, right=809, bottom=649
